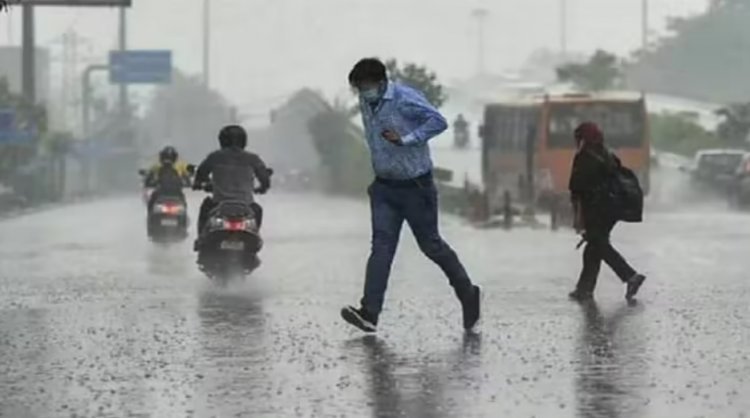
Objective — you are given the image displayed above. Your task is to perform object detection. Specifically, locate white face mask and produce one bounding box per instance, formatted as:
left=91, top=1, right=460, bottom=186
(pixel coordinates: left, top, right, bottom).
left=360, top=87, right=381, bottom=103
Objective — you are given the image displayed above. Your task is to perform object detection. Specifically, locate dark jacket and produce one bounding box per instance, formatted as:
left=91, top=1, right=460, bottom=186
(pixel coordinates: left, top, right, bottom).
left=194, top=148, right=270, bottom=204
left=569, top=144, right=619, bottom=231
left=145, top=163, right=189, bottom=197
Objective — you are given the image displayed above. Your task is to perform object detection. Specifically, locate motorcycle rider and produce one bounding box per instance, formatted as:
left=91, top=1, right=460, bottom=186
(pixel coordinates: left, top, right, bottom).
left=192, top=125, right=271, bottom=249
left=453, top=114, right=470, bottom=148
left=144, top=146, right=192, bottom=211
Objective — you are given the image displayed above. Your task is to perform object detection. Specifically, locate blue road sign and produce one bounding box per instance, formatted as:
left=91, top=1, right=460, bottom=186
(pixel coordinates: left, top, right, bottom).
left=20, top=1, right=131, bottom=6
left=109, top=50, right=172, bottom=84
left=0, top=109, right=34, bottom=144
left=0, top=110, right=14, bottom=132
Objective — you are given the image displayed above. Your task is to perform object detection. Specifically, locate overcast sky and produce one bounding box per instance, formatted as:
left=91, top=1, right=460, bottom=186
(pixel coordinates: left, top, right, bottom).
left=0, top=0, right=708, bottom=107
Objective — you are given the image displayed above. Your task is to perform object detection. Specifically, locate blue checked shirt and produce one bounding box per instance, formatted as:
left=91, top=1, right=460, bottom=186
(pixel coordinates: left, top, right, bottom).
left=359, top=82, right=448, bottom=180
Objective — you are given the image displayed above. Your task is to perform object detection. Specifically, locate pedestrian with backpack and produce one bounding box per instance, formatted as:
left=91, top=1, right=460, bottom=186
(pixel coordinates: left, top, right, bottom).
left=568, top=122, right=646, bottom=302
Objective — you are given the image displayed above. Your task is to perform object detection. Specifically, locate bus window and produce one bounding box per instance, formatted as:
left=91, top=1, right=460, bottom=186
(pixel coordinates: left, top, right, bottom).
left=548, top=102, right=645, bottom=149
left=485, top=107, right=538, bottom=152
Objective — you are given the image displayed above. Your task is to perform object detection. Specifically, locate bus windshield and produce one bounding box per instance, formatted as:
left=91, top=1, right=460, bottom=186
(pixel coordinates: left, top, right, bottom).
left=547, top=101, right=645, bottom=149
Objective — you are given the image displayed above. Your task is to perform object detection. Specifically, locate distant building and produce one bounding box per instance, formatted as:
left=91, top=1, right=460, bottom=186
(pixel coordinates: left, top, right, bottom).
left=255, top=88, right=327, bottom=174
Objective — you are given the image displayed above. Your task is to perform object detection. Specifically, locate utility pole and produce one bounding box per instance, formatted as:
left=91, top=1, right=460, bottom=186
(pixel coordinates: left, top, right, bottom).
left=82, top=64, right=110, bottom=141
left=471, top=8, right=489, bottom=76
left=81, top=63, right=109, bottom=195
left=202, top=0, right=211, bottom=87
left=21, top=3, right=35, bottom=104
left=560, top=0, right=568, bottom=58
left=60, top=31, right=72, bottom=128
left=229, top=106, right=238, bottom=123
left=70, top=30, right=81, bottom=134
left=4, top=3, right=13, bottom=44
left=641, top=0, right=649, bottom=51
left=118, top=5, right=128, bottom=116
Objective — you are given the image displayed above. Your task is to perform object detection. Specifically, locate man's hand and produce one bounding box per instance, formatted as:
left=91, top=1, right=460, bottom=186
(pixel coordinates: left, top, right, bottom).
left=381, top=129, right=401, bottom=144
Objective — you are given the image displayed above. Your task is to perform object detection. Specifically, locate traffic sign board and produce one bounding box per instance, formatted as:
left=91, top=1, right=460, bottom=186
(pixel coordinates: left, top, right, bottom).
left=0, top=110, right=14, bottom=132
left=109, top=50, right=172, bottom=84
left=0, top=110, right=35, bottom=144
left=6, top=0, right=130, bottom=6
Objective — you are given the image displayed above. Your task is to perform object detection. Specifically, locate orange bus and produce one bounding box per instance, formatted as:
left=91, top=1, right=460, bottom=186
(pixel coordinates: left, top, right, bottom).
left=480, top=93, right=651, bottom=214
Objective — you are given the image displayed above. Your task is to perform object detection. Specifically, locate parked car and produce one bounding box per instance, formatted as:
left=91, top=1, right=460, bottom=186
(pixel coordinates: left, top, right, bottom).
left=686, top=149, right=747, bottom=191
left=731, top=154, right=750, bottom=208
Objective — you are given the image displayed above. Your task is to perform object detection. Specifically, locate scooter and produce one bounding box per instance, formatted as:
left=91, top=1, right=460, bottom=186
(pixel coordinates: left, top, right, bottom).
left=138, top=165, right=195, bottom=243
left=195, top=168, right=272, bottom=282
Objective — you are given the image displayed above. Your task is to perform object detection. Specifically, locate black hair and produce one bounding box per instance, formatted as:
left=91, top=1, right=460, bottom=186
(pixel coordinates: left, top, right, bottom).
left=348, top=58, right=387, bottom=88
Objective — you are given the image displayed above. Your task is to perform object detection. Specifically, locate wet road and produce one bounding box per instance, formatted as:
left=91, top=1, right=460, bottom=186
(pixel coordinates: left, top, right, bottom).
left=0, top=190, right=749, bottom=418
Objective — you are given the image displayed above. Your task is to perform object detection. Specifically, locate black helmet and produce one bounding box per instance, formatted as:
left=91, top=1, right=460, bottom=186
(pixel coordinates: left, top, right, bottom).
left=218, top=125, right=247, bottom=150
left=159, top=146, right=178, bottom=164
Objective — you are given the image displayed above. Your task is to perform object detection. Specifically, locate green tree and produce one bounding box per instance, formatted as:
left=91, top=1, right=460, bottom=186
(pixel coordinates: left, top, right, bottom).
left=385, top=59, right=447, bottom=108
left=649, top=112, right=719, bottom=156
left=308, top=109, right=371, bottom=195
left=556, top=50, right=623, bottom=91
left=0, top=77, right=47, bottom=182
left=716, top=103, right=750, bottom=144
left=628, top=1, right=750, bottom=102
left=0, top=77, right=76, bottom=203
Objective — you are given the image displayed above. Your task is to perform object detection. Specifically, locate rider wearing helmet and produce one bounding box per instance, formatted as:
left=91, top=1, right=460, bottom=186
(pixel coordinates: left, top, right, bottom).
left=145, top=146, right=192, bottom=187
left=192, top=125, right=271, bottom=247
left=144, top=146, right=192, bottom=210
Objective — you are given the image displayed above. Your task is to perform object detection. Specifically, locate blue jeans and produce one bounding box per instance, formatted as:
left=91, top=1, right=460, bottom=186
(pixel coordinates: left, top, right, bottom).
left=361, top=180, right=475, bottom=317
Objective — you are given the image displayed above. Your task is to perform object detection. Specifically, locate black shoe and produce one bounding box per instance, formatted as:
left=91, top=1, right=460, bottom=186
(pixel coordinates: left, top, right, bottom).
left=626, top=274, right=646, bottom=301
left=341, top=305, right=377, bottom=333
left=462, top=286, right=481, bottom=331
left=568, top=290, right=594, bottom=301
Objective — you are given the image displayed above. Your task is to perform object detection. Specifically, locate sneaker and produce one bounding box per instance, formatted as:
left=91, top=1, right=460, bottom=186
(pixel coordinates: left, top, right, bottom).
left=341, top=305, right=378, bottom=333
left=625, top=274, right=646, bottom=301
left=568, top=290, right=594, bottom=301
left=462, top=286, right=481, bottom=331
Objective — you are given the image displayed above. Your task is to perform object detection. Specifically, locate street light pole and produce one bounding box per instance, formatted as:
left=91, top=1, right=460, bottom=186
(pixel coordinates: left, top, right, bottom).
left=641, top=0, right=649, bottom=51
left=471, top=8, right=489, bottom=76
left=21, top=3, right=35, bottom=104
left=81, top=63, right=110, bottom=195
left=202, top=0, right=210, bottom=87
left=560, top=0, right=568, bottom=58
left=82, top=64, right=111, bottom=141
left=118, top=5, right=128, bottom=115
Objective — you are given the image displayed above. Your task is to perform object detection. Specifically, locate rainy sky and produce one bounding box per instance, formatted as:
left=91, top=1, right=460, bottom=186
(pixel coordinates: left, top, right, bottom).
left=0, top=0, right=707, bottom=105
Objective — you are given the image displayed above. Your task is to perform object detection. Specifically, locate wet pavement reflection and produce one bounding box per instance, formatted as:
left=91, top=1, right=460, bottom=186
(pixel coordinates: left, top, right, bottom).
left=347, top=333, right=482, bottom=418
left=0, top=193, right=748, bottom=417
left=574, top=301, right=647, bottom=418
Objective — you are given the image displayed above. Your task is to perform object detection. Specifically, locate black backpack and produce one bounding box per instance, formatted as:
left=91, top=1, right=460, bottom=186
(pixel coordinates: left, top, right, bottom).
left=588, top=149, right=644, bottom=223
